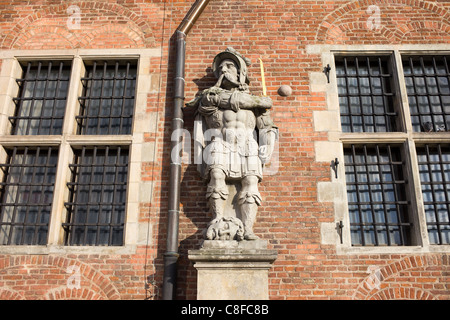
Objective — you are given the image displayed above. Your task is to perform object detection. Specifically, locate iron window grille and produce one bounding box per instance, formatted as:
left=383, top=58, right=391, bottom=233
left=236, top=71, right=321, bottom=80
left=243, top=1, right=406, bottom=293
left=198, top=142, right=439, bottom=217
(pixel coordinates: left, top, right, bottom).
left=344, top=144, right=412, bottom=246
left=11, top=61, right=71, bottom=135
left=63, top=146, right=129, bottom=246
left=77, top=61, right=137, bottom=135
left=416, top=144, right=450, bottom=245
left=335, top=56, right=398, bottom=133
left=403, top=56, right=450, bottom=132
left=0, top=147, right=58, bottom=245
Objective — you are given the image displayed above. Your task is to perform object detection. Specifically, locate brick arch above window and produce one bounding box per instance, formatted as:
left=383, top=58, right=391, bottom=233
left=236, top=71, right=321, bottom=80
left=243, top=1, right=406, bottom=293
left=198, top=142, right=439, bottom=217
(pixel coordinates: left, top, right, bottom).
left=0, top=1, right=159, bottom=49
left=368, top=287, right=435, bottom=300
left=80, top=23, right=147, bottom=49
left=11, top=22, right=147, bottom=50
left=0, top=288, right=25, bottom=300
left=398, top=21, right=450, bottom=43
left=43, top=286, right=107, bottom=300
left=11, top=26, right=79, bottom=50
left=321, top=22, right=395, bottom=44
left=315, top=0, right=450, bottom=44
left=353, top=254, right=448, bottom=300
left=0, top=255, right=121, bottom=300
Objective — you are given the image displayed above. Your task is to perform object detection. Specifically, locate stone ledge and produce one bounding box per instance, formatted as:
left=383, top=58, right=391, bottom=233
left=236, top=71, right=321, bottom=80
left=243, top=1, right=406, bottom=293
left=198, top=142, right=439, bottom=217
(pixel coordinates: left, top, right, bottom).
left=188, top=250, right=278, bottom=263
left=201, top=239, right=268, bottom=249
left=189, top=240, right=278, bottom=264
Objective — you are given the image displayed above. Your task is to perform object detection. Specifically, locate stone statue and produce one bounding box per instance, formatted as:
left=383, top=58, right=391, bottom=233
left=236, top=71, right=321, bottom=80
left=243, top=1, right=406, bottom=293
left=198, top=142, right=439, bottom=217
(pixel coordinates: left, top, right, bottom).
left=186, top=47, right=278, bottom=241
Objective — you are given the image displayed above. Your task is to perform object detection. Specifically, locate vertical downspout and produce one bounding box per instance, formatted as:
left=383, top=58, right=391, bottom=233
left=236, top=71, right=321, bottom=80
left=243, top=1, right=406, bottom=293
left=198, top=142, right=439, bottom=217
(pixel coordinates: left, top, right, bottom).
left=162, top=0, right=211, bottom=300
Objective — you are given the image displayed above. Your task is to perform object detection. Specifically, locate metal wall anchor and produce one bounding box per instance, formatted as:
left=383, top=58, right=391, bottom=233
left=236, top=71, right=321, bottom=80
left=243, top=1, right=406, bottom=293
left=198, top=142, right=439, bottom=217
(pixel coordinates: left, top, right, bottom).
left=323, top=64, right=331, bottom=83
left=331, top=158, right=339, bottom=179
left=337, top=221, right=344, bottom=244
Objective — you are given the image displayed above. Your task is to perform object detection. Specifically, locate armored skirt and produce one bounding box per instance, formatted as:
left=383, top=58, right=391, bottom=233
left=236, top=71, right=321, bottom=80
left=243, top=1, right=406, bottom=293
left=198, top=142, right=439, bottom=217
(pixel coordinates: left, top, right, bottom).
left=203, top=133, right=263, bottom=181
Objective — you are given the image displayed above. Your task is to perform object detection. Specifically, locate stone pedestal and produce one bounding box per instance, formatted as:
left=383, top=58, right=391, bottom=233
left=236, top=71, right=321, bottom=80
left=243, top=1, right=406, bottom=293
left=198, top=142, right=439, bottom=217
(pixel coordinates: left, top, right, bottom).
left=188, top=240, right=277, bottom=300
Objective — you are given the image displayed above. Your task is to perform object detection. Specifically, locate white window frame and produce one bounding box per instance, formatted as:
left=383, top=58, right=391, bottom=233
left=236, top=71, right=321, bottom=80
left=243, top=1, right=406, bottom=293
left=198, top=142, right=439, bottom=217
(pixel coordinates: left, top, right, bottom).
left=0, top=48, right=161, bottom=254
left=308, top=44, right=450, bottom=254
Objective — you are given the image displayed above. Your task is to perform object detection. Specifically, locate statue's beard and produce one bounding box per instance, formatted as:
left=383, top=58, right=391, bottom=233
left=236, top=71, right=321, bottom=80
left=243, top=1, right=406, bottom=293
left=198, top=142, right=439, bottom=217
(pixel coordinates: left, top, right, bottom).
left=215, top=73, right=240, bottom=89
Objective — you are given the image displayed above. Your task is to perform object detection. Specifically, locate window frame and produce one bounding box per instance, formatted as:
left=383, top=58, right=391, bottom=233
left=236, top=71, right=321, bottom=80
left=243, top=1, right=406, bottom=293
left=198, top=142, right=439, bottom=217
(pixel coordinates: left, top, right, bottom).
left=0, top=49, right=159, bottom=254
left=0, top=146, right=59, bottom=245
left=402, top=55, right=450, bottom=133
left=343, top=143, right=414, bottom=247
left=415, top=143, right=450, bottom=245
left=64, top=145, right=129, bottom=246
left=335, top=54, right=401, bottom=134
left=309, top=44, right=450, bottom=254
left=338, top=49, right=450, bottom=251
left=11, top=60, right=72, bottom=136
left=77, top=60, right=137, bottom=136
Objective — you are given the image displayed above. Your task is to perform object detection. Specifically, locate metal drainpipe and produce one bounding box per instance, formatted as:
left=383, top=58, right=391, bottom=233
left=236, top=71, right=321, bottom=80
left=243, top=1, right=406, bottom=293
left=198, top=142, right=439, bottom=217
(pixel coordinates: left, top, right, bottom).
left=162, top=0, right=211, bottom=301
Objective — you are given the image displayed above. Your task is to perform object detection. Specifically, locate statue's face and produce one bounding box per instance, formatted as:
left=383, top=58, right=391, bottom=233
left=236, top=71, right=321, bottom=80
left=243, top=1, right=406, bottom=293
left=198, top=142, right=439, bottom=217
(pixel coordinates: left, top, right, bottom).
left=218, top=59, right=239, bottom=89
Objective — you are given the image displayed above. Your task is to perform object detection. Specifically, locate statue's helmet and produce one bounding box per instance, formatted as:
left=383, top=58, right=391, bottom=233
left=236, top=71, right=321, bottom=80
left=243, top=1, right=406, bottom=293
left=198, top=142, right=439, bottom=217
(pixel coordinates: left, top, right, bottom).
left=212, top=47, right=251, bottom=85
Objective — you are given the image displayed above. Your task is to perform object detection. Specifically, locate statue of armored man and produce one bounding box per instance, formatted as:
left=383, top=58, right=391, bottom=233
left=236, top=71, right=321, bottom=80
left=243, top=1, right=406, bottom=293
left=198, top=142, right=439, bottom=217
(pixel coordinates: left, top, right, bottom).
left=186, top=47, right=278, bottom=241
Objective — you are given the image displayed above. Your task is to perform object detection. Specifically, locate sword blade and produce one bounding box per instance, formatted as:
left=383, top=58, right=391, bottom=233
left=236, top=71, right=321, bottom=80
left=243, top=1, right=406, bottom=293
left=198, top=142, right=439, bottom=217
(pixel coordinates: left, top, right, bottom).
left=259, top=58, right=267, bottom=96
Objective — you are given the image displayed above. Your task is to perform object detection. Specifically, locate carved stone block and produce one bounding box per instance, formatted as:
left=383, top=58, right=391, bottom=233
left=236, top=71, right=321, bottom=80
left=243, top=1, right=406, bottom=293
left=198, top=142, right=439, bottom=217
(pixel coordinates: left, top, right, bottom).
left=188, top=240, right=277, bottom=300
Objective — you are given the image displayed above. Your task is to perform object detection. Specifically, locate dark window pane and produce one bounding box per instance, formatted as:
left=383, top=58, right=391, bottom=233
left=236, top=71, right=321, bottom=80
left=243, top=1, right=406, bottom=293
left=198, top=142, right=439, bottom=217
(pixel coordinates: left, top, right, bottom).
left=336, top=56, right=397, bottom=133
left=403, top=56, right=450, bottom=132
left=64, top=146, right=128, bottom=246
left=0, top=147, right=57, bottom=245
left=77, top=61, right=137, bottom=135
left=11, top=61, right=71, bottom=135
left=416, top=144, right=450, bottom=245
left=344, top=145, right=412, bottom=246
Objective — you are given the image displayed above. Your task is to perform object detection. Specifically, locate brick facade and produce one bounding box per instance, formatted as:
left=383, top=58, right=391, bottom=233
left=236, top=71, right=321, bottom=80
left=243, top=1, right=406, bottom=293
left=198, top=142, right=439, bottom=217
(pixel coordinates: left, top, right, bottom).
left=0, top=0, right=449, bottom=300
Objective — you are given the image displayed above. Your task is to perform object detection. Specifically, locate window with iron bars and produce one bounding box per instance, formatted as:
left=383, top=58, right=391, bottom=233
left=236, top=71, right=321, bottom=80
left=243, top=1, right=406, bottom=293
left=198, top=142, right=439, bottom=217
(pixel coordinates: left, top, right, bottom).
left=416, top=144, right=450, bottom=245
left=64, top=146, right=128, bottom=246
left=77, top=61, right=136, bottom=135
left=11, top=61, right=71, bottom=135
left=0, top=147, right=58, bottom=245
left=336, top=53, right=450, bottom=247
left=0, top=58, right=137, bottom=247
left=403, top=56, right=450, bottom=133
left=336, top=56, right=398, bottom=133
left=344, top=144, right=412, bottom=246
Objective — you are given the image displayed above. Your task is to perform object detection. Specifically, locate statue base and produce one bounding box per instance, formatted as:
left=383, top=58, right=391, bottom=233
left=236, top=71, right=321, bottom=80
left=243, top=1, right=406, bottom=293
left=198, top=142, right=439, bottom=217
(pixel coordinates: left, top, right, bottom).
left=188, top=240, right=277, bottom=300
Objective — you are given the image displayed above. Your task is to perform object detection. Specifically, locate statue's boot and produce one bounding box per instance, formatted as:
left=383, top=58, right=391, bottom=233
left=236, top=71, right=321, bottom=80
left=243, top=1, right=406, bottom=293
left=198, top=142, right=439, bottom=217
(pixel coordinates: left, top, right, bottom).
left=206, top=185, right=229, bottom=221
left=239, top=191, right=262, bottom=240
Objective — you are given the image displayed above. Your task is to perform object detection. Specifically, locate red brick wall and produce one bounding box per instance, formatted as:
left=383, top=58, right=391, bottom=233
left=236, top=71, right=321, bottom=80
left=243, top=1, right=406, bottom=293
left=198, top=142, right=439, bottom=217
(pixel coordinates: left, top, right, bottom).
left=0, top=0, right=449, bottom=300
